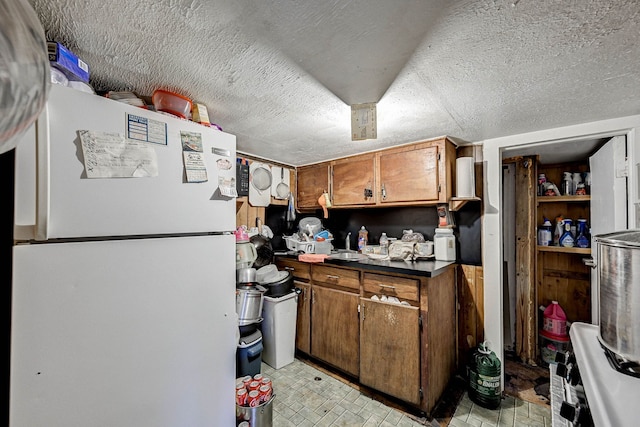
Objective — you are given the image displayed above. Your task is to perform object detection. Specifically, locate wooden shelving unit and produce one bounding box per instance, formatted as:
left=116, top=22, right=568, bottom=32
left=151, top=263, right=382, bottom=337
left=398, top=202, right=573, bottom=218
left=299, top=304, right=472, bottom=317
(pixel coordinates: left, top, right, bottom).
left=449, top=196, right=481, bottom=211
left=537, top=246, right=591, bottom=255
left=537, top=195, right=590, bottom=203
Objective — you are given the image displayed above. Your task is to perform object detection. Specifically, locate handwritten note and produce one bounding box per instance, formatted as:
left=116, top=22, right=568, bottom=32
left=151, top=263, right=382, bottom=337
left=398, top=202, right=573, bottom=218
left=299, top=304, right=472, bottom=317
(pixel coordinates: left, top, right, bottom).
left=79, top=130, right=158, bottom=178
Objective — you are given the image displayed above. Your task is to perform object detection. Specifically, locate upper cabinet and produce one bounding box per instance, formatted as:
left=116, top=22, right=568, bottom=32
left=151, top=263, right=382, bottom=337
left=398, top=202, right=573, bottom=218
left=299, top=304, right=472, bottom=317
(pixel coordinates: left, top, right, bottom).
left=331, top=154, right=377, bottom=206
left=297, top=137, right=456, bottom=210
left=378, top=143, right=441, bottom=204
left=296, top=162, right=330, bottom=209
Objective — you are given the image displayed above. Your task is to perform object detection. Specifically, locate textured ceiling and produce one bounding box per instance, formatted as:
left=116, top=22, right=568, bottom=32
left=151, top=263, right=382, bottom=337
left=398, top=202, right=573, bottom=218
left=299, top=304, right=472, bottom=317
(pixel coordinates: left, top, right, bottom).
left=29, top=0, right=640, bottom=166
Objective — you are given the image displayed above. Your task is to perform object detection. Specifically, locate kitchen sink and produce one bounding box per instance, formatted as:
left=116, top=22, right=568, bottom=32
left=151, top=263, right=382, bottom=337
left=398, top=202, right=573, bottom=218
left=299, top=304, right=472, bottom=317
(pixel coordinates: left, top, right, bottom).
left=327, top=251, right=367, bottom=261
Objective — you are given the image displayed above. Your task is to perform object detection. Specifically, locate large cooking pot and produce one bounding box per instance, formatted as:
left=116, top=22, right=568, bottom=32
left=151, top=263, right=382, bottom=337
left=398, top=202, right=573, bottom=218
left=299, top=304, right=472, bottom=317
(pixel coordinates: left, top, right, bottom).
left=262, top=271, right=293, bottom=297
left=236, top=284, right=266, bottom=325
left=594, top=230, right=640, bottom=363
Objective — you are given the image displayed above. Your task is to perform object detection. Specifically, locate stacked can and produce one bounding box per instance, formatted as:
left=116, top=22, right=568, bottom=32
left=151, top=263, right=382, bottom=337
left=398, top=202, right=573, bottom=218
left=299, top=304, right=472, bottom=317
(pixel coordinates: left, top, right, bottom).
left=235, top=373, right=273, bottom=407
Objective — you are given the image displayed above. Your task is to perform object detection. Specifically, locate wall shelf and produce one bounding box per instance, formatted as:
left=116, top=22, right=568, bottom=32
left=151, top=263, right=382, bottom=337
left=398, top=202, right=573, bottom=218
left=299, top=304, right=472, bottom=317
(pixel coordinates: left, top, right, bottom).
left=538, top=195, right=590, bottom=203
left=449, top=197, right=481, bottom=211
left=537, top=246, right=591, bottom=255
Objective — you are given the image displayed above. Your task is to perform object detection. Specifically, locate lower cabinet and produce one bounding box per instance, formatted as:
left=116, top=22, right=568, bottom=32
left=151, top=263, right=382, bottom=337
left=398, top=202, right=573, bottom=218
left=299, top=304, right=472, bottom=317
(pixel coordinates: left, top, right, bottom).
left=310, top=285, right=360, bottom=377
left=359, top=298, right=421, bottom=404
left=295, top=281, right=311, bottom=354
left=275, top=257, right=456, bottom=415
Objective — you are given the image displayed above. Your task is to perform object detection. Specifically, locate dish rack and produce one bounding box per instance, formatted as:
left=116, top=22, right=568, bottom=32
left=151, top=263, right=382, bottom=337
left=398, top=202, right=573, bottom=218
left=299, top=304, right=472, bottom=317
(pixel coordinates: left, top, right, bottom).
left=283, top=236, right=332, bottom=254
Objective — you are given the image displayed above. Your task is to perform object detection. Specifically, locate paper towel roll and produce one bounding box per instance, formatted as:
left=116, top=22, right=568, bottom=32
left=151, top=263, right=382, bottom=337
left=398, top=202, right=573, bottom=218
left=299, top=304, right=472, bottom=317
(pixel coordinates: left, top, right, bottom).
left=456, top=157, right=475, bottom=198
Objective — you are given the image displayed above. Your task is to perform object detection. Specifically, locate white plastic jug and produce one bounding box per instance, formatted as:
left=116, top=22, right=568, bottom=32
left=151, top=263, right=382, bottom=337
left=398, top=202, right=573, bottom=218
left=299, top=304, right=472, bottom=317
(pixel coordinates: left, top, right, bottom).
left=434, top=228, right=456, bottom=261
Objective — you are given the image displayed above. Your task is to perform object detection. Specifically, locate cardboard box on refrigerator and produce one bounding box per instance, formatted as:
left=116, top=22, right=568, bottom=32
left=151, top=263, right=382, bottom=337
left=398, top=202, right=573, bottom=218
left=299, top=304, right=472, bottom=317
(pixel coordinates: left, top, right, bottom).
left=47, top=41, right=90, bottom=82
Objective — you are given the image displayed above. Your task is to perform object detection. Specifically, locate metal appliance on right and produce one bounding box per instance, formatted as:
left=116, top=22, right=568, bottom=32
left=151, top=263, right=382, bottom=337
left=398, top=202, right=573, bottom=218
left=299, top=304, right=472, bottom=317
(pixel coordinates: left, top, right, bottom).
left=550, top=230, right=640, bottom=427
left=594, top=229, right=640, bottom=366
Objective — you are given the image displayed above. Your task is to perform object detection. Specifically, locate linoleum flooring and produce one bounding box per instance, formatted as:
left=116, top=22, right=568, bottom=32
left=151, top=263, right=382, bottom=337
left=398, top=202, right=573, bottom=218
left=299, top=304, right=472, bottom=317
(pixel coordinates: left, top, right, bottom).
left=262, top=356, right=552, bottom=426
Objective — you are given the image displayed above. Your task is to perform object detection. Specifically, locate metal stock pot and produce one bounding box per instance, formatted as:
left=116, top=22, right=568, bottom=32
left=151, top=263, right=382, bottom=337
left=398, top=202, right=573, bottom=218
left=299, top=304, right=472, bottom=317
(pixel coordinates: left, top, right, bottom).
left=236, top=285, right=266, bottom=325
left=594, top=230, right=640, bottom=363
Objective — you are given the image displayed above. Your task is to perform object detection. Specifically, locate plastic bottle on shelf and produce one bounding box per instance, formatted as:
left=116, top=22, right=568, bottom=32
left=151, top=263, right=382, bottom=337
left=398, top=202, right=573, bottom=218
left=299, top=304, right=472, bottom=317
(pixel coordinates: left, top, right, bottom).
left=561, top=172, right=573, bottom=195
left=543, top=301, right=568, bottom=337
left=559, top=219, right=575, bottom=247
left=357, top=226, right=368, bottom=252
left=379, top=232, right=389, bottom=255
left=576, top=219, right=590, bottom=248
left=553, top=216, right=564, bottom=246
left=572, top=172, right=582, bottom=195
left=538, top=173, right=547, bottom=196
left=538, top=218, right=553, bottom=246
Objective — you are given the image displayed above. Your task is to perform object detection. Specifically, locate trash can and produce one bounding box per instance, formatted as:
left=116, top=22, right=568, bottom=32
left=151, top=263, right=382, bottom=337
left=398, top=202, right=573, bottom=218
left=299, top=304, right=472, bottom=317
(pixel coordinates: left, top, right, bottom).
left=261, top=290, right=298, bottom=369
left=237, top=330, right=263, bottom=378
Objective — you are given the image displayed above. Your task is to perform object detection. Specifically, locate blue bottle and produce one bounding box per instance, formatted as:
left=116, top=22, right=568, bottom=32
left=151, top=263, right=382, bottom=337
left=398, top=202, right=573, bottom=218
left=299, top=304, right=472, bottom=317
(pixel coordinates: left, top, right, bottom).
left=559, top=219, right=575, bottom=247
left=576, top=219, right=590, bottom=248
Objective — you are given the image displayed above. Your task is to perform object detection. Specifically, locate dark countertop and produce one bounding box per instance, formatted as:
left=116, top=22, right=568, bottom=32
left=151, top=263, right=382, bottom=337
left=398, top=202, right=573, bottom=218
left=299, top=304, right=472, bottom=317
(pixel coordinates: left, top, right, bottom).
left=274, top=252, right=456, bottom=278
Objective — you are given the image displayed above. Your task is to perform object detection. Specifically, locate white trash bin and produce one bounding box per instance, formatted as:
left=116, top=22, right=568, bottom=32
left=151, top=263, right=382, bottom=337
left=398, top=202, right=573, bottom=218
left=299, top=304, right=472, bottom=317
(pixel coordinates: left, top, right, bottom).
left=261, top=290, right=298, bottom=369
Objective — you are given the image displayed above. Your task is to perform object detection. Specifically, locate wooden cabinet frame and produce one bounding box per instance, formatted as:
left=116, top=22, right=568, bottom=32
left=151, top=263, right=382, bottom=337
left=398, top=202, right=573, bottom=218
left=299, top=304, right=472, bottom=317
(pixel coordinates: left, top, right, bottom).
left=295, top=137, right=457, bottom=210
left=275, top=258, right=457, bottom=416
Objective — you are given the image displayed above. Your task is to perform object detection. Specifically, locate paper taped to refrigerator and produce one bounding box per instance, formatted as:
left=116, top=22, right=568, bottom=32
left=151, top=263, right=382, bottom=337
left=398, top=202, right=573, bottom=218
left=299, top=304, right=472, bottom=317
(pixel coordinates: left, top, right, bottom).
left=79, top=130, right=159, bottom=178
left=181, top=131, right=208, bottom=183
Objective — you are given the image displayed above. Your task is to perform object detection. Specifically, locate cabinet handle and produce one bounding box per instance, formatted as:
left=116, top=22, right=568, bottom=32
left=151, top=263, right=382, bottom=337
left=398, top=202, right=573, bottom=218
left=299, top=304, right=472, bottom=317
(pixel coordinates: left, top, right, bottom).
left=326, top=274, right=340, bottom=280
left=312, top=289, right=315, bottom=304
left=381, top=183, right=387, bottom=200
left=378, top=284, right=396, bottom=290
left=284, top=266, right=294, bottom=271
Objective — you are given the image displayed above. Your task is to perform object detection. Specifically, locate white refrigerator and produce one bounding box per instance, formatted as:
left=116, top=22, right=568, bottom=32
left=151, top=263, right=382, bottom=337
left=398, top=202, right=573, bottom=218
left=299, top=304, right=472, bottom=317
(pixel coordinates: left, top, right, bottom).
left=10, top=85, right=237, bottom=426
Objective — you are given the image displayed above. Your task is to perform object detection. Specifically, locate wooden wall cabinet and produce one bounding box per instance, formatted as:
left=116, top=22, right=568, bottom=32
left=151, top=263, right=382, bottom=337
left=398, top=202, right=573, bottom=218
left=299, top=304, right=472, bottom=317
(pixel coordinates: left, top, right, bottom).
left=296, top=162, right=330, bottom=209
left=378, top=142, right=446, bottom=204
left=331, top=154, right=376, bottom=206
left=296, top=137, right=456, bottom=210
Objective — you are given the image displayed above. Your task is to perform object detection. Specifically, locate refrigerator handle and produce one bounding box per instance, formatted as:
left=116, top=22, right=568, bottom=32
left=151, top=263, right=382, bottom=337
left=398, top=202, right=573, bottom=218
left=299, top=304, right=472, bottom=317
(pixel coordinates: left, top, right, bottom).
left=35, top=106, right=51, bottom=241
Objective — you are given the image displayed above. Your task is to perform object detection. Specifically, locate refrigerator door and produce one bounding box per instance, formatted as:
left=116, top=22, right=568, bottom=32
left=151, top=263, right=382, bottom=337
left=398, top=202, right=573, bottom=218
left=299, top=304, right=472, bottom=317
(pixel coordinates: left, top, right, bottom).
left=14, top=85, right=236, bottom=240
left=10, top=234, right=236, bottom=427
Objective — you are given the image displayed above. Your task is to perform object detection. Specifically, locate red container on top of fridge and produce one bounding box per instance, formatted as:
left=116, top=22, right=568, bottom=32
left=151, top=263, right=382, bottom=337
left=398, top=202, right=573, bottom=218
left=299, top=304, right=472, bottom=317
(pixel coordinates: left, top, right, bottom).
left=152, top=89, right=192, bottom=119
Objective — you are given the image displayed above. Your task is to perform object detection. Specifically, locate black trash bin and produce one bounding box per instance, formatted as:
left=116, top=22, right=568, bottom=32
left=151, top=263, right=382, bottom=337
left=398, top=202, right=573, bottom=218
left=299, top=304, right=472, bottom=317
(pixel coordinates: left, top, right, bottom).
left=236, top=330, right=263, bottom=378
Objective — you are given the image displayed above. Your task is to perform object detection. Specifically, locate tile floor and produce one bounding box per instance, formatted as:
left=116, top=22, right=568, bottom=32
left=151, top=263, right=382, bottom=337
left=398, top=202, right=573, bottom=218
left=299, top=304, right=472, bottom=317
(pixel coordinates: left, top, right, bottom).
left=262, top=358, right=552, bottom=427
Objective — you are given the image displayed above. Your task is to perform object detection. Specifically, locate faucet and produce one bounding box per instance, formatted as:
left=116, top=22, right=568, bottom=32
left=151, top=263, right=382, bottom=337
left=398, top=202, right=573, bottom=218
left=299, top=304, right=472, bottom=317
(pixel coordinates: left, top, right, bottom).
left=345, top=232, right=352, bottom=251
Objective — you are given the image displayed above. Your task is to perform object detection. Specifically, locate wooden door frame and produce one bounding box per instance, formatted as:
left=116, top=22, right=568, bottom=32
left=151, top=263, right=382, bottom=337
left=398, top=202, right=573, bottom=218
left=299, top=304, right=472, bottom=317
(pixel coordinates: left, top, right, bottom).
left=503, top=156, right=537, bottom=364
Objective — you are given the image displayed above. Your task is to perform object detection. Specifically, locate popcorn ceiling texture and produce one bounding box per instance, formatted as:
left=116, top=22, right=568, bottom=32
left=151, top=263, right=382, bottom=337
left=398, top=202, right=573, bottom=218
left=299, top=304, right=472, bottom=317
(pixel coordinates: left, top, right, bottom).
left=29, top=0, right=640, bottom=165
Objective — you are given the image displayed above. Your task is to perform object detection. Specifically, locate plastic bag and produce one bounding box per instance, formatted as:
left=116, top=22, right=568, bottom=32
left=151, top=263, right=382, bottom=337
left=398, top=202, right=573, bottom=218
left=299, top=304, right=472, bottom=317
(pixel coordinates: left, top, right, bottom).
left=0, top=0, right=50, bottom=154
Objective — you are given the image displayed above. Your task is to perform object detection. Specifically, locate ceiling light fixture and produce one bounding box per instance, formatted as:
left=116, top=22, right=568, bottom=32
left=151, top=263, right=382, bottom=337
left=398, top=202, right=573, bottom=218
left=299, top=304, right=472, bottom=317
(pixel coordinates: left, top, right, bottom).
left=351, top=103, right=377, bottom=141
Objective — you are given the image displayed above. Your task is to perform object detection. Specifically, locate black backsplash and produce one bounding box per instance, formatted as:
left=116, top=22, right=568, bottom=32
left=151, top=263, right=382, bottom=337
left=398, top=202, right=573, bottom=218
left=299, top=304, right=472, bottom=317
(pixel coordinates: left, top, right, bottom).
left=265, top=203, right=481, bottom=265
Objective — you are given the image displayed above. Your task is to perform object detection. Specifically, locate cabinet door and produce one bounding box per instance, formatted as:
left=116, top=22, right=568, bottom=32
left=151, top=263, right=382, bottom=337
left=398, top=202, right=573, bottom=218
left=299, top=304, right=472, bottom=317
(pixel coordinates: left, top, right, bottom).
left=297, top=163, right=329, bottom=209
left=295, top=281, right=311, bottom=354
left=360, top=298, right=420, bottom=404
left=311, top=286, right=360, bottom=376
left=331, top=154, right=376, bottom=206
left=379, top=145, right=439, bottom=204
